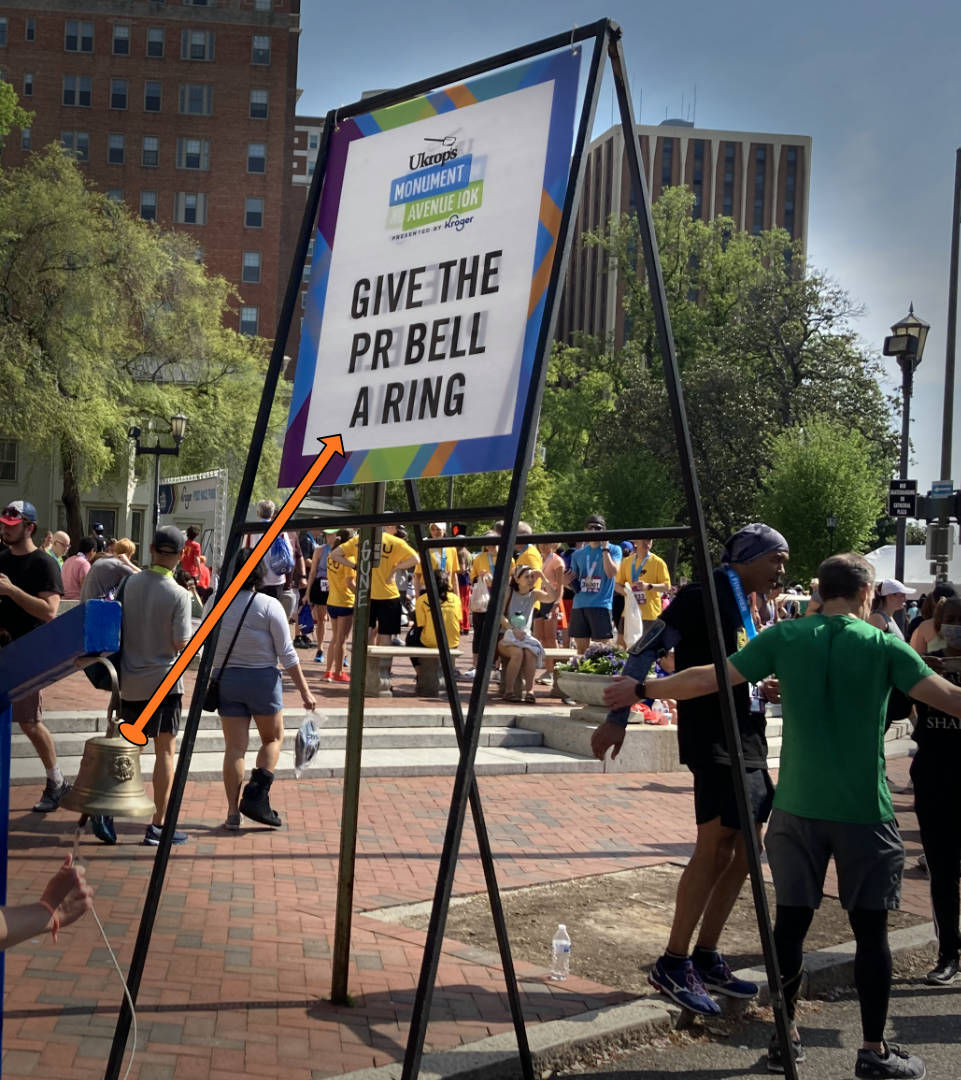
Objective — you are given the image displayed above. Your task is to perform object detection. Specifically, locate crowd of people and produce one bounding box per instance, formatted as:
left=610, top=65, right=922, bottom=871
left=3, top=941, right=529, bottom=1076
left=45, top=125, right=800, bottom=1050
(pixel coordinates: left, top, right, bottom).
left=4, top=495, right=961, bottom=1080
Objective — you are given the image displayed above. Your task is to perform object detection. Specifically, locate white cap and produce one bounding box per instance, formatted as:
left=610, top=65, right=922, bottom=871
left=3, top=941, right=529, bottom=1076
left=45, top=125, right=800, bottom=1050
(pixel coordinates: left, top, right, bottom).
left=880, top=578, right=915, bottom=597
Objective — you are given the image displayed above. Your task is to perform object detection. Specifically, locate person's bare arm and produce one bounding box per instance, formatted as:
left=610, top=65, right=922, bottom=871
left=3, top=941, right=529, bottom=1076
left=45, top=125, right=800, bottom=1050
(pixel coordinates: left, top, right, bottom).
left=395, top=555, right=417, bottom=572
left=602, top=547, right=619, bottom=578
left=0, top=579, right=59, bottom=622
left=908, top=673, right=961, bottom=717
left=330, top=546, right=354, bottom=569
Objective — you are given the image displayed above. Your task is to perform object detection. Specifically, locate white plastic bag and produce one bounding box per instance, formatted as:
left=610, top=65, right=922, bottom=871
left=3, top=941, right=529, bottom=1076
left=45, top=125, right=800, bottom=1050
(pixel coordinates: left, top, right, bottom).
left=469, top=576, right=490, bottom=612
left=294, top=709, right=322, bottom=778
left=622, top=587, right=643, bottom=649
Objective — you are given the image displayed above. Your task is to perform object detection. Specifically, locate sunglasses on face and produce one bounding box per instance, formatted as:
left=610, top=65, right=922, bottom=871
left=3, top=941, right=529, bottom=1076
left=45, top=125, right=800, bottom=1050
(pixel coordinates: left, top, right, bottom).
left=585, top=523, right=603, bottom=531
left=2, top=508, right=24, bottom=520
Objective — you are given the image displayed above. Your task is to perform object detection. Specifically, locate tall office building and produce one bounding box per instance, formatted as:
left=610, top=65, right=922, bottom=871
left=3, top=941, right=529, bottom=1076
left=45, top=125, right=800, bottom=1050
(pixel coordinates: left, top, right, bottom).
left=0, top=0, right=302, bottom=342
left=557, top=120, right=812, bottom=349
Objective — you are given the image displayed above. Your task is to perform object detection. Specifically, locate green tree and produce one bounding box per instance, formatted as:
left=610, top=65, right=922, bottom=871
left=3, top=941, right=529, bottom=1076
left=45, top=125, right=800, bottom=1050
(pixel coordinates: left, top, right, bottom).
left=0, top=81, right=33, bottom=140
left=0, top=146, right=283, bottom=541
left=756, top=420, right=887, bottom=581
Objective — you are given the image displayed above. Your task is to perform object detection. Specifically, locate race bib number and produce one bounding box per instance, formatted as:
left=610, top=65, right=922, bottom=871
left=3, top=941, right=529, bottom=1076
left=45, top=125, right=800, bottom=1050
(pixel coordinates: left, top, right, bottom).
left=320, top=577, right=329, bottom=592
left=631, top=584, right=647, bottom=604
left=582, top=576, right=602, bottom=594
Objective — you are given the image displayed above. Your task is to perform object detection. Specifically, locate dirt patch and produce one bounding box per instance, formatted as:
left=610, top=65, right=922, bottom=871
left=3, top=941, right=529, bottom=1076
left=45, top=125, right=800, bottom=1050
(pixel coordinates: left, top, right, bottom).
left=401, top=863, right=924, bottom=995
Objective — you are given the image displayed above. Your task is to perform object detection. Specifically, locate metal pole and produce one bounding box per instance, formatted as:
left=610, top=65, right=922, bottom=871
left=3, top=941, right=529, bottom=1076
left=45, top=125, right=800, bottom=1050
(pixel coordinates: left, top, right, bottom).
left=609, top=31, right=800, bottom=1080
left=331, top=482, right=381, bottom=1004
left=152, top=450, right=161, bottom=538
left=941, top=148, right=961, bottom=484
left=105, top=99, right=341, bottom=1080
left=0, top=700, right=11, bottom=1054
left=401, top=24, right=610, bottom=1080
left=895, top=361, right=912, bottom=588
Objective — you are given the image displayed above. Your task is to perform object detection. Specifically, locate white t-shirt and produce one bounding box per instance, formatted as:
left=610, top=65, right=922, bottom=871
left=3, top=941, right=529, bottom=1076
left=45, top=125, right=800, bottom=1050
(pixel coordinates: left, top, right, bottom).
left=202, top=590, right=298, bottom=670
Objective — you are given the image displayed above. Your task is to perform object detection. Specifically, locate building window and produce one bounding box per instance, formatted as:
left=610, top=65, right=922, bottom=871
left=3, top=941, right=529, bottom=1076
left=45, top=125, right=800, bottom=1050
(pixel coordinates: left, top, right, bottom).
left=25, top=18, right=35, bottom=42
left=20, top=127, right=30, bottom=151
left=176, top=137, right=210, bottom=170
left=242, top=251, right=261, bottom=283
left=245, top=196, right=264, bottom=227
left=140, top=191, right=157, bottom=221
left=247, top=143, right=266, bottom=173
left=308, top=132, right=319, bottom=150
left=660, top=138, right=673, bottom=187
left=181, top=29, right=215, bottom=61
left=178, top=83, right=212, bottom=115
left=62, top=75, right=92, bottom=108
left=174, top=192, right=207, bottom=225
left=255, top=0, right=272, bottom=10
left=107, top=189, right=124, bottom=203
left=239, top=306, right=259, bottom=336
left=0, top=438, right=17, bottom=483
left=722, top=141, right=736, bottom=218
left=61, top=131, right=89, bottom=162
left=110, top=78, right=128, bottom=109
left=144, top=81, right=162, bottom=111
left=692, top=139, right=705, bottom=219
left=113, top=25, right=130, bottom=55
left=108, top=133, right=125, bottom=164
left=752, top=145, right=767, bottom=235
left=65, top=20, right=94, bottom=53
left=147, top=27, right=165, bottom=57
left=141, top=135, right=159, bottom=167
left=22, top=72, right=32, bottom=96
left=251, top=34, right=271, bottom=65
left=249, top=88, right=268, bottom=119
left=0, top=18, right=7, bottom=47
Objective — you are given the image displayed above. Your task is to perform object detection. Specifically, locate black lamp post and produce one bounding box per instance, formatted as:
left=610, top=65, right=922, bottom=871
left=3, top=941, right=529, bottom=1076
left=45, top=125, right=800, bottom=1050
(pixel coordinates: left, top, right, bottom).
left=826, top=513, right=838, bottom=556
left=883, top=304, right=929, bottom=588
left=129, top=412, right=188, bottom=539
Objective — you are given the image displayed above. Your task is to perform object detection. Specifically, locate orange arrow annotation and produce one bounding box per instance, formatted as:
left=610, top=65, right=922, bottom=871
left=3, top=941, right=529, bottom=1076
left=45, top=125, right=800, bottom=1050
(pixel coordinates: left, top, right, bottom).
left=119, top=434, right=346, bottom=747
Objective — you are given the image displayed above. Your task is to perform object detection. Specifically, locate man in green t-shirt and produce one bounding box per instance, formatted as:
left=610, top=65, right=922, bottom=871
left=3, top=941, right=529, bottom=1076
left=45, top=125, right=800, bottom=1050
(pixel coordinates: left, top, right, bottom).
left=635, top=552, right=961, bottom=1079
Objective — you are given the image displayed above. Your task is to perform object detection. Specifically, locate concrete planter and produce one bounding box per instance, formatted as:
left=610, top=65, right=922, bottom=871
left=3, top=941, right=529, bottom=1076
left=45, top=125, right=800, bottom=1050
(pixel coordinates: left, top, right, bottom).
left=555, top=671, right=617, bottom=708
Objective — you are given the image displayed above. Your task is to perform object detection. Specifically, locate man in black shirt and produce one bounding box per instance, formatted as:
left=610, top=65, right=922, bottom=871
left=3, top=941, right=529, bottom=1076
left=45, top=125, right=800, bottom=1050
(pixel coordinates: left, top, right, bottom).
left=0, top=500, right=67, bottom=812
left=593, top=523, right=788, bottom=1016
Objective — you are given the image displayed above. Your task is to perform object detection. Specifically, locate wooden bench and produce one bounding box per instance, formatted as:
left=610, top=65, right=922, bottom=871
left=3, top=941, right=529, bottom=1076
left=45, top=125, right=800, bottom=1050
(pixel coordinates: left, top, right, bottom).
left=347, top=644, right=444, bottom=697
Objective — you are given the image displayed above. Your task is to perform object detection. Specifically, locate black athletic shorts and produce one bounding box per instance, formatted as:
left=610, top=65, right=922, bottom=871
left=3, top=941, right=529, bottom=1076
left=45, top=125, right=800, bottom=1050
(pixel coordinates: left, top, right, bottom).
left=569, top=606, right=614, bottom=641
left=368, top=597, right=402, bottom=635
left=119, top=693, right=181, bottom=739
left=309, top=580, right=329, bottom=606
left=692, top=763, right=774, bottom=829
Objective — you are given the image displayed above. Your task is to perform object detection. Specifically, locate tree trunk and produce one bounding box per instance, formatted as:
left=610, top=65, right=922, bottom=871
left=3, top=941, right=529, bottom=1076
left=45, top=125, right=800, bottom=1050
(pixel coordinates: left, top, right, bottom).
left=60, top=445, right=84, bottom=554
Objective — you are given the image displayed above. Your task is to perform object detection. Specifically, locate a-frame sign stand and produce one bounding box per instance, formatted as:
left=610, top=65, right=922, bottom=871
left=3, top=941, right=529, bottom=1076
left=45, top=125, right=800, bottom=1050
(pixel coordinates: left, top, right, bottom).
left=104, top=18, right=799, bottom=1080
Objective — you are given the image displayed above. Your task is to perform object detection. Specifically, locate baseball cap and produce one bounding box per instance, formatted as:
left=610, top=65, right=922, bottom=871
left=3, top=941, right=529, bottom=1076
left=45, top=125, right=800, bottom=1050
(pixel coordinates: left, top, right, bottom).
left=880, top=578, right=915, bottom=597
left=621, top=541, right=635, bottom=554
left=153, top=525, right=185, bottom=554
left=1, top=499, right=38, bottom=525
left=585, top=514, right=606, bottom=530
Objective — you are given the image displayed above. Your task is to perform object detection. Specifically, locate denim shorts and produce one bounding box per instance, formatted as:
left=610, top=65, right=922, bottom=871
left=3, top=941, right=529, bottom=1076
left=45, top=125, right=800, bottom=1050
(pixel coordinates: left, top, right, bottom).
left=216, top=666, right=283, bottom=717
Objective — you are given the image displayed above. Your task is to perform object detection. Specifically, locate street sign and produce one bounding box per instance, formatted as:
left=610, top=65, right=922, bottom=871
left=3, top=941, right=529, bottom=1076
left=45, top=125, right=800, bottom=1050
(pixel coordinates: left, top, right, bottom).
left=887, top=480, right=917, bottom=518
left=931, top=480, right=955, bottom=496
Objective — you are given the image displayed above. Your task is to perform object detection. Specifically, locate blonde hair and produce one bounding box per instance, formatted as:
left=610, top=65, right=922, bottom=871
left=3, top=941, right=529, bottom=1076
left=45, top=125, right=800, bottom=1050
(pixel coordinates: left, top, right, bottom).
left=114, top=538, right=136, bottom=558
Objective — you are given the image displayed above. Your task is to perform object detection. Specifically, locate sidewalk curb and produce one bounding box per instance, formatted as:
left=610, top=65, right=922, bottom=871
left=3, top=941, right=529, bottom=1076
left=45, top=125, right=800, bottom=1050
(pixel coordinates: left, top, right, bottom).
left=334, top=923, right=937, bottom=1080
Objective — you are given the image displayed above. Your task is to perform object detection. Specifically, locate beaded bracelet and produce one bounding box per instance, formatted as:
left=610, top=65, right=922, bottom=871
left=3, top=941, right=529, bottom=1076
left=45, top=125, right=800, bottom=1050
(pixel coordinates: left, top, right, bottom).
left=38, top=900, right=59, bottom=943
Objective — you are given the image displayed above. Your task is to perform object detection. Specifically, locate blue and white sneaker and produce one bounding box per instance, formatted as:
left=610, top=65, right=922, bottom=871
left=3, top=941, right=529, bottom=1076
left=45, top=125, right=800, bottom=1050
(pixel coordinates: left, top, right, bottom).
left=693, top=949, right=759, bottom=999
left=648, top=955, right=722, bottom=1015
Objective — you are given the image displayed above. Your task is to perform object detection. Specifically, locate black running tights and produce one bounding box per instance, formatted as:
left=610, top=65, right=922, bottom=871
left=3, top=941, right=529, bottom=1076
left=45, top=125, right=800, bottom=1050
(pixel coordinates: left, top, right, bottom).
left=773, top=904, right=890, bottom=1043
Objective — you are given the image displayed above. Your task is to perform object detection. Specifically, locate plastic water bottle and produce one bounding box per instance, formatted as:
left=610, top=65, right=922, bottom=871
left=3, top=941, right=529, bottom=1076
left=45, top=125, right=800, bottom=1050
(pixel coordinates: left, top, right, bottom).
left=550, top=924, right=571, bottom=981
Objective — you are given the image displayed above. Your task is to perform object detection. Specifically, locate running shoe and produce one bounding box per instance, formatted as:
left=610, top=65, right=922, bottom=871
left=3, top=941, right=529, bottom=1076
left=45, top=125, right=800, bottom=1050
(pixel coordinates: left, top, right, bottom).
left=33, top=779, right=70, bottom=813
left=143, top=824, right=188, bottom=846
left=693, top=948, right=759, bottom=998
left=334, top=671, right=350, bottom=683
left=314, top=650, right=325, bottom=664
left=767, top=1034, right=805, bottom=1073
left=648, top=955, right=721, bottom=1015
left=91, top=815, right=117, bottom=845
left=925, top=956, right=960, bottom=985
left=854, top=1043, right=925, bottom=1078
left=323, top=671, right=334, bottom=682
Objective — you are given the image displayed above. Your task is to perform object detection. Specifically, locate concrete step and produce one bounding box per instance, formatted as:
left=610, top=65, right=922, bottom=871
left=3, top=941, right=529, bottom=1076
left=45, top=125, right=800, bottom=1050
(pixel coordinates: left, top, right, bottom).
left=9, top=724, right=544, bottom=759
left=9, top=742, right=602, bottom=786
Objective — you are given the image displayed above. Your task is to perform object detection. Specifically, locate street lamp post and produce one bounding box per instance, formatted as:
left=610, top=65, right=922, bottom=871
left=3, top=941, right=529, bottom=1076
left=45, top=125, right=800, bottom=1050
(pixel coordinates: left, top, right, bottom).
left=129, top=413, right=188, bottom=538
left=826, top=513, right=838, bottom=556
left=883, top=305, right=929, bottom=588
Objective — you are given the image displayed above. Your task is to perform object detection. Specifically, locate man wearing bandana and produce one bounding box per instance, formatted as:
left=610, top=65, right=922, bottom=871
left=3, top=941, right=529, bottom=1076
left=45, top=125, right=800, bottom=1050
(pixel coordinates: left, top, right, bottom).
left=593, top=523, right=789, bottom=1018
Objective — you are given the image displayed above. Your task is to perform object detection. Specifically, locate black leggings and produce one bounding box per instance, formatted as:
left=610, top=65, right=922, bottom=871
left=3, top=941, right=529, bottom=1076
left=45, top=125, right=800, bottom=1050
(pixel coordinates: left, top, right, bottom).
left=773, top=904, right=890, bottom=1043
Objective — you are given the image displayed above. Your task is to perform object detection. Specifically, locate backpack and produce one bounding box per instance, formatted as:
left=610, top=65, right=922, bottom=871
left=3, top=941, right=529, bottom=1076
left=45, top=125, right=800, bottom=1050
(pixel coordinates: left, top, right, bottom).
left=267, top=532, right=296, bottom=576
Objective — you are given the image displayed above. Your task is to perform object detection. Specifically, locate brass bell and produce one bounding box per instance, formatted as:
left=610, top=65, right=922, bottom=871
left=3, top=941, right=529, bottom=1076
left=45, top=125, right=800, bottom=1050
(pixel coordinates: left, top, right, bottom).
left=60, top=732, right=156, bottom=820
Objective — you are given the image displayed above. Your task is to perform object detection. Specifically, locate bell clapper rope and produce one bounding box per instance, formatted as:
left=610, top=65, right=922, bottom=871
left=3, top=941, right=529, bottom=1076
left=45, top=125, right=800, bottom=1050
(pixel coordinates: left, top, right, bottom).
left=72, top=826, right=138, bottom=1080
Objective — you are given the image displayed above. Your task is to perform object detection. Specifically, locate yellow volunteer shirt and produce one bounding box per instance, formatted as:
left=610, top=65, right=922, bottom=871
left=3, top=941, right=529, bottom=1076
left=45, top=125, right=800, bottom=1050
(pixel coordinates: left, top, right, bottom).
left=513, top=544, right=542, bottom=572
left=470, top=551, right=503, bottom=582
left=415, top=591, right=462, bottom=649
left=326, top=558, right=355, bottom=609
left=339, top=533, right=417, bottom=600
left=616, top=550, right=671, bottom=620
left=417, top=544, right=459, bottom=586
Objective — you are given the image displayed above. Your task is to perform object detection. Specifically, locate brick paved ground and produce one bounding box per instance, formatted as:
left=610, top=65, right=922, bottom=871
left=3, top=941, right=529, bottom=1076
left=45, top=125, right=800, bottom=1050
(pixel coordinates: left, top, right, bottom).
left=2, top=749, right=930, bottom=1079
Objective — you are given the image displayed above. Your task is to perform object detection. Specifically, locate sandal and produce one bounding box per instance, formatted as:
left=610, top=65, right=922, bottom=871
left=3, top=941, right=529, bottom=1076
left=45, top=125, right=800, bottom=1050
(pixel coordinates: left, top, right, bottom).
left=502, top=693, right=520, bottom=703
left=523, top=692, right=536, bottom=703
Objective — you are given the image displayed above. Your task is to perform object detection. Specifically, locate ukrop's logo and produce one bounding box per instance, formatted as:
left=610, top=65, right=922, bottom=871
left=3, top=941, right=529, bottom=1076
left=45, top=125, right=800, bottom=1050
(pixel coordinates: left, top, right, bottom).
left=387, top=135, right=483, bottom=234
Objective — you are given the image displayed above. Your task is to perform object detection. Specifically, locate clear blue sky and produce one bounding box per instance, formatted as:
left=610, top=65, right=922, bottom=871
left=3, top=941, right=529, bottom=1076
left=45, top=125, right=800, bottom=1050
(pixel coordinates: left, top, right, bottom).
left=296, top=0, right=961, bottom=497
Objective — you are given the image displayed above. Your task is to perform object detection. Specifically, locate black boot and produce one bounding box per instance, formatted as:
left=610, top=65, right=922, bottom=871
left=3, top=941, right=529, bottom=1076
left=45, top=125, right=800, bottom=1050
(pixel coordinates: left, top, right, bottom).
left=239, top=767, right=282, bottom=827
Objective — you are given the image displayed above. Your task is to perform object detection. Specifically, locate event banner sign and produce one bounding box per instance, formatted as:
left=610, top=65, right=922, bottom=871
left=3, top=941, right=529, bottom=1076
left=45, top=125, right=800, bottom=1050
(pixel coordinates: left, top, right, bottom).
left=279, top=51, right=579, bottom=486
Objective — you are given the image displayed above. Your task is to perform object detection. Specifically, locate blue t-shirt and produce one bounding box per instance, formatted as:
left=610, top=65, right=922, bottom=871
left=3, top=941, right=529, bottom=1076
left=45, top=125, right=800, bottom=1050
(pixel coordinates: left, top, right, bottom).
left=570, top=544, right=621, bottom=609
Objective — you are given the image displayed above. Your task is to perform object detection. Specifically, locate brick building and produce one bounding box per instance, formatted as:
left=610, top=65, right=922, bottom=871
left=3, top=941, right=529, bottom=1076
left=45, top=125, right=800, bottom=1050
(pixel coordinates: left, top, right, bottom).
left=0, top=0, right=302, bottom=342
left=557, top=119, right=813, bottom=349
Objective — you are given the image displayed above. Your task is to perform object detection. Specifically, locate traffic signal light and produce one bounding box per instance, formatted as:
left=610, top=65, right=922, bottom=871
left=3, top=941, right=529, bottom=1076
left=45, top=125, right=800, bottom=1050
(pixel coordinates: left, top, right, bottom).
left=914, top=491, right=961, bottom=522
